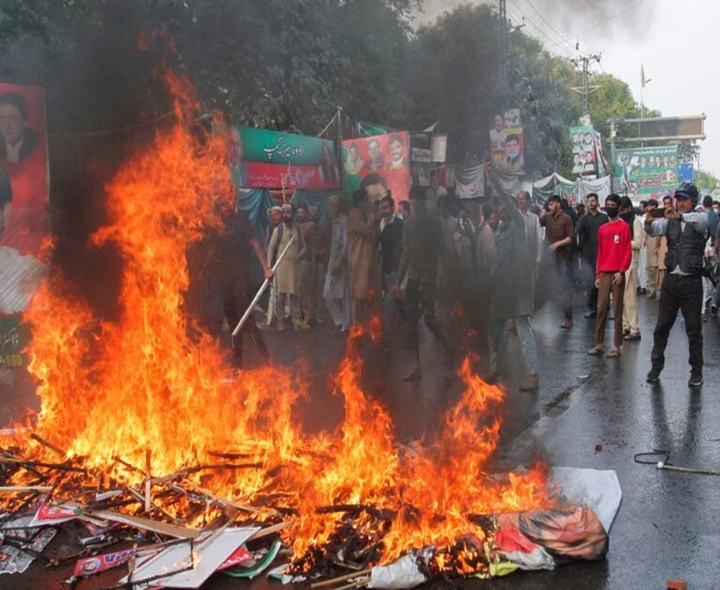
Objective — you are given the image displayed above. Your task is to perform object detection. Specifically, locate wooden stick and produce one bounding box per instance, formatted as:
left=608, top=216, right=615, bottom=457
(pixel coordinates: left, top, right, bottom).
left=182, top=482, right=278, bottom=516
left=332, top=580, right=369, bottom=590
left=145, top=449, right=152, bottom=513
left=311, top=569, right=372, bottom=589
left=231, top=233, right=296, bottom=336
left=30, top=433, right=65, bottom=457
left=247, top=521, right=291, bottom=541
left=0, top=485, right=53, bottom=493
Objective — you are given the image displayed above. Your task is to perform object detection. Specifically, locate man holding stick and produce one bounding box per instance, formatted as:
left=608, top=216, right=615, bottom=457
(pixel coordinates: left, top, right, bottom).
left=217, top=207, right=273, bottom=368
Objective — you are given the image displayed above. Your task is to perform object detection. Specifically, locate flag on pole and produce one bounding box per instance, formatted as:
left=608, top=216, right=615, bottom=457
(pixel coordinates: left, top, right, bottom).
left=641, top=64, right=646, bottom=89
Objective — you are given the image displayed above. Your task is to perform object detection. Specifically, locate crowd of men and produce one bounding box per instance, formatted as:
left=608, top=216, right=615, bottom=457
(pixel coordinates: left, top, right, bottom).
left=218, top=181, right=720, bottom=390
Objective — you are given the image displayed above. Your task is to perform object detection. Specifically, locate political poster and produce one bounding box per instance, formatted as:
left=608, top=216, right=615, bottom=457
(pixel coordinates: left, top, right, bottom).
left=342, top=132, right=411, bottom=202
left=1, top=83, right=50, bottom=368
left=225, top=125, right=341, bottom=190
left=613, top=146, right=679, bottom=197
left=569, top=125, right=598, bottom=176
left=489, top=108, right=524, bottom=176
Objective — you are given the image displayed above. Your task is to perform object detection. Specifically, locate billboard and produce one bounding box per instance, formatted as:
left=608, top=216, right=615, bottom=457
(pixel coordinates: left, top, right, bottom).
left=225, top=125, right=341, bottom=190
left=613, top=146, right=679, bottom=197
left=0, top=83, right=50, bottom=368
left=342, top=132, right=411, bottom=201
left=489, top=108, right=524, bottom=176
left=569, top=125, right=598, bottom=176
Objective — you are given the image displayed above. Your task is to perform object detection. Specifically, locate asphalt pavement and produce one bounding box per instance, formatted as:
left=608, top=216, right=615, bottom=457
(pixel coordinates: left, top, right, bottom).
left=1, top=289, right=719, bottom=589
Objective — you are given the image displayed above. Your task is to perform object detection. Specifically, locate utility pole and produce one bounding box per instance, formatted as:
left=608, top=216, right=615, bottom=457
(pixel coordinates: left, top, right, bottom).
left=570, top=54, right=602, bottom=117
left=498, top=0, right=508, bottom=108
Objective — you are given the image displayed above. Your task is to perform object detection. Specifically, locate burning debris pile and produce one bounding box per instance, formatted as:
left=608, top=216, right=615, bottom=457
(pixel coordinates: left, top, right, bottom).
left=0, top=72, right=619, bottom=588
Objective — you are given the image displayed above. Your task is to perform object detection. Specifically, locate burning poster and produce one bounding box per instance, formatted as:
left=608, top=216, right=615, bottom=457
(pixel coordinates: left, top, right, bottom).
left=613, top=145, right=679, bottom=197
left=225, top=125, right=341, bottom=191
left=342, top=132, right=411, bottom=202
left=569, top=124, right=598, bottom=176
left=490, top=108, right=524, bottom=176
left=0, top=83, right=50, bottom=368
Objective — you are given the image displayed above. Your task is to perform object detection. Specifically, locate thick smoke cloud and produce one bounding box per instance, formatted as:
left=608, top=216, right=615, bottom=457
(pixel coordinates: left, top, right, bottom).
left=415, top=0, right=655, bottom=44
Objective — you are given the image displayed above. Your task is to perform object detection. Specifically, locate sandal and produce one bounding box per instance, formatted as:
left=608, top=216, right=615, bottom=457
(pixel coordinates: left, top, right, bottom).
left=605, top=348, right=621, bottom=358
left=587, top=346, right=604, bottom=356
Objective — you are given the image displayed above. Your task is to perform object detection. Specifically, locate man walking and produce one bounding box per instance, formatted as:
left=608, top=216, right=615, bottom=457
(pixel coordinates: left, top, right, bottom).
left=540, top=195, right=576, bottom=328
left=486, top=193, right=540, bottom=391
left=347, top=189, right=380, bottom=324
left=324, top=195, right=350, bottom=332
left=378, top=195, right=404, bottom=318
left=588, top=194, right=631, bottom=358
left=620, top=196, right=643, bottom=341
left=576, top=193, right=608, bottom=319
left=394, top=186, right=452, bottom=381
left=645, top=199, right=660, bottom=299
left=645, top=183, right=708, bottom=387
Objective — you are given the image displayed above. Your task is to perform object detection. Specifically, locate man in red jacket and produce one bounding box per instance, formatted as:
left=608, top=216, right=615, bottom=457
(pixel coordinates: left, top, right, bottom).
left=588, top=194, right=632, bottom=358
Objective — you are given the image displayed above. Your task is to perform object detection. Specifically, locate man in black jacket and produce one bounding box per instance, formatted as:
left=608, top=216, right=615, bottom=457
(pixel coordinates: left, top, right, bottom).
left=645, top=183, right=708, bottom=387
left=576, top=193, right=607, bottom=318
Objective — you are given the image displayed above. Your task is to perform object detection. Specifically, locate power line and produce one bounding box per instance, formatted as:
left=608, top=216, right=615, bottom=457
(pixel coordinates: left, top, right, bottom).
left=507, top=0, right=578, bottom=59
left=563, top=0, right=647, bottom=41
left=522, top=0, right=568, bottom=44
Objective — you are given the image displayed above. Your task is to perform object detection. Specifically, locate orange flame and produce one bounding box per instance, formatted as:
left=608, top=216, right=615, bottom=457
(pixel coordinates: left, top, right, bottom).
left=14, top=71, right=551, bottom=573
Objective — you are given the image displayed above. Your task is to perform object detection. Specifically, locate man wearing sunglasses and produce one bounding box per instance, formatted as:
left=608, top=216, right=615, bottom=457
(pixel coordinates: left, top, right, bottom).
left=644, top=183, right=708, bottom=388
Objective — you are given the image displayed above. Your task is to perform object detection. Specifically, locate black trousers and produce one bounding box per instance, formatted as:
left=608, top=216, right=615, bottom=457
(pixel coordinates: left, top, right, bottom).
left=405, top=278, right=451, bottom=363
left=222, top=275, right=269, bottom=366
left=651, top=274, right=703, bottom=374
left=583, top=258, right=598, bottom=311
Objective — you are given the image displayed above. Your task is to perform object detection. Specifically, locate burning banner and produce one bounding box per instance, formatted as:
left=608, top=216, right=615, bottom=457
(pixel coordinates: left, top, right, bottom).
left=226, top=125, right=341, bottom=190
left=489, top=108, right=524, bottom=176
left=343, top=132, right=411, bottom=201
left=0, top=83, right=50, bottom=369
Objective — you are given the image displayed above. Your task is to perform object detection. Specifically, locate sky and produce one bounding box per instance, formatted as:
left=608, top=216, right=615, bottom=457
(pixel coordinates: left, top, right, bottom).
left=415, top=0, right=720, bottom=177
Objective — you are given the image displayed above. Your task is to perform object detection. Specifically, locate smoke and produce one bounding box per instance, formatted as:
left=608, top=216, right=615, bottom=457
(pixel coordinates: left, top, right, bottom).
left=414, top=0, right=656, bottom=44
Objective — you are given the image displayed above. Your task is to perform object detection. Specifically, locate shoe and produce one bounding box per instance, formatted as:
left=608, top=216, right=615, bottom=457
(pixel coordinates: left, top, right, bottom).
left=584, top=311, right=597, bottom=319
left=605, top=348, right=621, bottom=358
left=646, top=369, right=661, bottom=383
left=587, top=345, right=604, bottom=356
left=519, top=374, right=539, bottom=391
left=688, top=372, right=704, bottom=387
left=559, top=320, right=573, bottom=329
left=624, top=332, right=641, bottom=341
left=484, top=370, right=500, bottom=385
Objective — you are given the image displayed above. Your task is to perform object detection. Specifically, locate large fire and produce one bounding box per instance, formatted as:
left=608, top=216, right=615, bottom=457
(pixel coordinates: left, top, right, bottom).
left=3, top=71, right=551, bottom=577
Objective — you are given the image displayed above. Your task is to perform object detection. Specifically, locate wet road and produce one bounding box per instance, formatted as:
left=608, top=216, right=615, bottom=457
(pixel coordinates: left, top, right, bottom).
left=1, top=292, right=719, bottom=589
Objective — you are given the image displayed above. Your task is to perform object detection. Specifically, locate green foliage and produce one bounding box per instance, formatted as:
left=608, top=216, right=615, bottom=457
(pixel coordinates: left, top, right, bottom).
left=0, top=0, right=688, bottom=184
left=694, top=168, right=718, bottom=191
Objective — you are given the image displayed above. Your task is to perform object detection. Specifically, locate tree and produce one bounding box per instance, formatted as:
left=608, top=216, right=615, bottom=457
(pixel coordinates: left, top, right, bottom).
left=403, top=4, right=578, bottom=174
left=694, top=169, right=718, bottom=192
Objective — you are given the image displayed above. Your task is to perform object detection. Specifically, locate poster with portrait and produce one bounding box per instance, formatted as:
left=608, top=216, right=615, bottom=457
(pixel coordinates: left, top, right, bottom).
left=0, top=82, right=50, bottom=367
left=342, top=132, right=411, bottom=202
left=569, top=125, right=597, bottom=176
left=613, top=146, right=679, bottom=197
left=226, top=125, right=341, bottom=190
left=489, top=108, right=524, bottom=176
